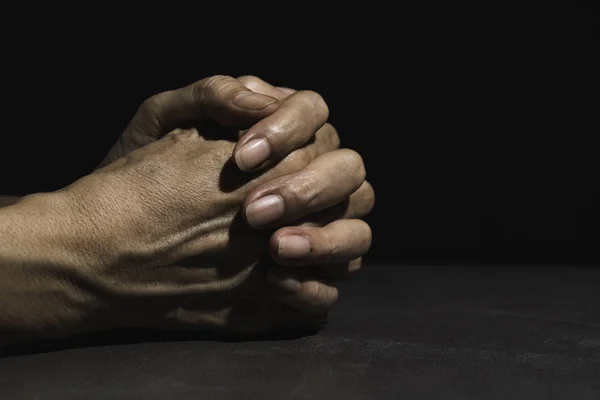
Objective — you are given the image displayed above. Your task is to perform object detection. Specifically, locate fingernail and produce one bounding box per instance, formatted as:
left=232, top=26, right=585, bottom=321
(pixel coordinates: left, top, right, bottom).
left=278, top=235, right=311, bottom=258
left=232, top=92, right=277, bottom=110
left=246, top=194, right=284, bottom=228
left=268, top=269, right=300, bottom=291
left=235, top=138, right=270, bottom=171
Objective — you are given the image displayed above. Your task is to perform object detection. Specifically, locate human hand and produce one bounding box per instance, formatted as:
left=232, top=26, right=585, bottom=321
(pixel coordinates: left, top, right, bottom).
left=61, top=118, right=369, bottom=334
left=235, top=76, right=375, bottom=314
left=0, top=76, right=374, bottom=342
left=99, top=75, right=327, bottom=172
left=100, top=75, right=374, bottom=319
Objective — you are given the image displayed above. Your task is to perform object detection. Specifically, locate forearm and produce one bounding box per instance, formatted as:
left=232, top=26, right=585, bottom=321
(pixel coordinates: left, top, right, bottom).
left=0, top=195, right=21, bottom=208
left=0, top=192, right=108, bottom=345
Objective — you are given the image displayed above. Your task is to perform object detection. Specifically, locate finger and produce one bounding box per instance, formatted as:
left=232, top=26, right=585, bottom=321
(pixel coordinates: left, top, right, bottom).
left=237, top=76, right=295, bottom=100
left=276, top=87, right=297, bottom=95
left=269, top=219, right=372, bottom=266
left=268, top=268, right=339, bottom=313
left=129, top=75, right=281, bottom=138
left=233, top=89, right=329, bottom=171
left=233, top=76, right=292, bottom=143
left=205, top=123, right=340, bottom=202
left=313, top=257, right=363, bottom=282
left=243, top=149, right=365, bottom=229
left=297, top=181, right=375, bottom=227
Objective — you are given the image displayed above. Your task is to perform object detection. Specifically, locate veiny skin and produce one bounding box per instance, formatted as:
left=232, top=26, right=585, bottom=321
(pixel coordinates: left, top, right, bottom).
left=0, top=76, right=374, bottom=345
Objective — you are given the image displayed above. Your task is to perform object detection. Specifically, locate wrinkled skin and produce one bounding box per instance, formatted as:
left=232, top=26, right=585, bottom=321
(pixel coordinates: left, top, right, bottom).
left=0, top=75, right=374, bottom=344
left=66, top=122, right=368, bottom=335
left=94, top=76, right=374, bottom=332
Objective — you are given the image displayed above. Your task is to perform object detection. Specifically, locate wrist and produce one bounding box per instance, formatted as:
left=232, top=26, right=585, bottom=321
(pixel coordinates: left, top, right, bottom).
left=0, top=191, right=112, bottom=344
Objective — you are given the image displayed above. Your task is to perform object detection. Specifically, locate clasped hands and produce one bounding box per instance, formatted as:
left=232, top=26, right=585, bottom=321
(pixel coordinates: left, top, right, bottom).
left=3, top=75, right=374, bottom=340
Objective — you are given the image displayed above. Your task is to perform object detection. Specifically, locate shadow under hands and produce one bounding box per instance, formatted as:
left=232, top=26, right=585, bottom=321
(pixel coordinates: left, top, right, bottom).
left=0, top=322, right=326, bottom=359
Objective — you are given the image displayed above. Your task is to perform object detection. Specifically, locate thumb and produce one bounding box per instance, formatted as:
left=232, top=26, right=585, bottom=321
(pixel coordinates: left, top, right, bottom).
left=130, top=75, right=281, bottom=139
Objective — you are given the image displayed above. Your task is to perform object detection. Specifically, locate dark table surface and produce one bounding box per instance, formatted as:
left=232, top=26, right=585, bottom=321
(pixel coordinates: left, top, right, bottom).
left=1, top=264, right=599, bottom=399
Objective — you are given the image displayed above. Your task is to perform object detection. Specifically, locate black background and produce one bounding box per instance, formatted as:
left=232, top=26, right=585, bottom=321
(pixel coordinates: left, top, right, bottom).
left=0, top=5, right=597, bottom=265
left=1, top=9, right=600, bottom=398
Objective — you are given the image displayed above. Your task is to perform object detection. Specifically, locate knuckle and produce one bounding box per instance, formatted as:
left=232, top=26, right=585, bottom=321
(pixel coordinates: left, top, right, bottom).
left=206, top=74, right=232, bottom=87
left=339, top=149, right=366, bottom=182
left=352, top=220, right=373, bottom=253
left=297, top=90, right=329, bottom=121
left=339, top=148, right=364, bottom=167
left=139, top=93, right=164, bottom=115
left=317, top=123, right=340, bottom=150
left=361, top=181, right=376, bottom=214
left=362, top=222, right=373, bottom=250
left=265, top=122, right=287, bottom=140
left=138, top=93, right=169, bottom=129
left=302, top=90, right=327, bottom=108
left=195, top=75, right=234, bottom=100
left=165, top=127, right=198, bottom=142
left=259, top=122, right=292, bottom=151
left=347, top=186, right=375, bottom=219
left=279, top=175, right=319, bottom=209
left=236, top=75, right=263, bottom=90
